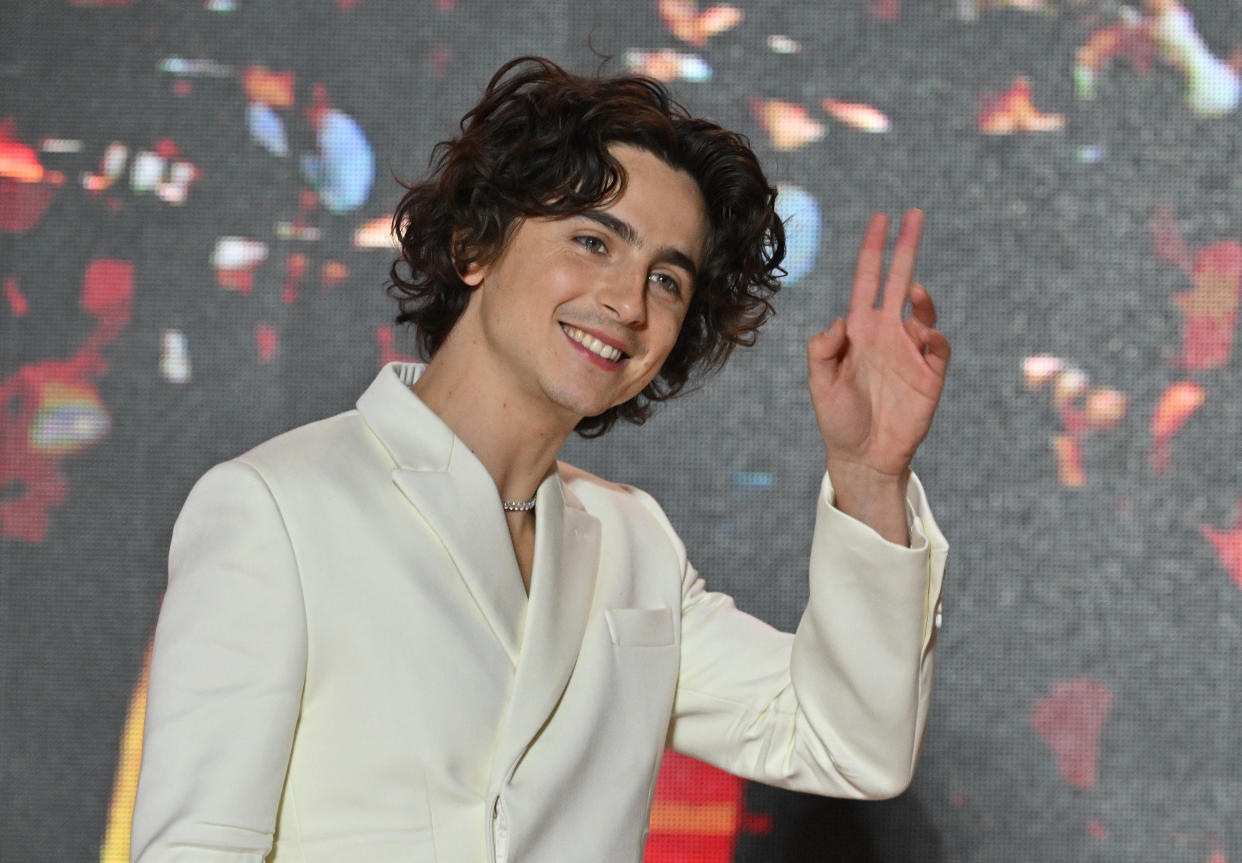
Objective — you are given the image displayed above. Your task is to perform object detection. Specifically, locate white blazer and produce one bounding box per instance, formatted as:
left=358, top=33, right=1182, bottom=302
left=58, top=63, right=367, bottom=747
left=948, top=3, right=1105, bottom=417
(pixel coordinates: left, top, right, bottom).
left=131, top=362, right=948, bottom=863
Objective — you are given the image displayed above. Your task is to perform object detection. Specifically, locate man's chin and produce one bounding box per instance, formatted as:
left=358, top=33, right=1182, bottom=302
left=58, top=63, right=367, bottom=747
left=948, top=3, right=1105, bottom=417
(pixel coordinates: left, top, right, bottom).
left=545, top=377, right=647, bottom=426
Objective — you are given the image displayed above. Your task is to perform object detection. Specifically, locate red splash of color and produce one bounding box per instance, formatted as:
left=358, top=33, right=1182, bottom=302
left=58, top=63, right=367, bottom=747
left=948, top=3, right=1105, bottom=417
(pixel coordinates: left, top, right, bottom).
left=0, top=260, right=132, bottom=542
left=1031, top=362, right=1129, bottom=487
left=1151, top=208, right=1242, bottom=371
left=657, top=0, right=743, bottom=48
left=1150, top=205, right=1190, bottom=271
left=1179, top=316, right=1234, bottom=370
left=0, top=179, right=57, bottom=233
left=172, top=80, right=192, bottom=97
left=0, top=124, right=62, bottom=231
left=1058, top=400, right=1089, bottom=437
left=739, top=810, right=771, bottom=835
left=5, top=277, right=27, bottom=316
left=1150, top=380, right=1205, bottom=473
left=751, top=98, right=825, bottom=151
left=320, top=260, right=348, bottom=289
left=1199, top=508, right=1242, bottom=590
left=644, top=750, right=767, bottom=863
left=255, top=325, right=278, bottom=362
left=376, top=326, right=416, bottom=365
left=1108, top=21, right=1156, bottom=74
left=242, top=65, right=296, bottom=109
left=1052, top=433, right=1084, bottom=487
left=153, top=139, right=179, bottom=160
left=82, top=259, right=134, bottom=319
left=1076, top=20, right=1156, bottom=79
left=216, top=268, right=254, bottom=294
left=430, top=46, right=450, bottom=79
left=283, top=252, right=308, bottom=305
left=977, top=77, right=1065, bottom=134
left=436, top=0, right=455, bottom=9
left=1031, top=677, right=1114, bottom=790
left=869, top=0, right=899, bottom=20
left=336, top=0, right=360, bottom=7
left=1087, top=819, right=1109, bottom=840
left=0, top=364, right=74, bottom=541
left=0, top=120, right=45, bottom=183
left=306, top=83, right=331, bottom=131
left=1173, top=241, right=1242, bottom=371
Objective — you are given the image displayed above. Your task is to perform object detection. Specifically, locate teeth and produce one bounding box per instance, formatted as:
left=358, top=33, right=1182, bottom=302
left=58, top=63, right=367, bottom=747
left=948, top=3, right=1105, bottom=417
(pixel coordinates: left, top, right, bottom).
left=564, top=326, right=623, bottom=362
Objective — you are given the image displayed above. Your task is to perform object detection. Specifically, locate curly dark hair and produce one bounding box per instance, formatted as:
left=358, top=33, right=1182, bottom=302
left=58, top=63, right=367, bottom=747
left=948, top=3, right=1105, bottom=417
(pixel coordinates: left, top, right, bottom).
left=388, top=56, right=785, bottom=436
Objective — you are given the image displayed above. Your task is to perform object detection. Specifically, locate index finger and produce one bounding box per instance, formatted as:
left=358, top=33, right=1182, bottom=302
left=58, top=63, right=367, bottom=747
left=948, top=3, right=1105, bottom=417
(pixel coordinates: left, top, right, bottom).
left=881, top=208, right=924, bottom=315
left=848, top=212, right=890, bottom=315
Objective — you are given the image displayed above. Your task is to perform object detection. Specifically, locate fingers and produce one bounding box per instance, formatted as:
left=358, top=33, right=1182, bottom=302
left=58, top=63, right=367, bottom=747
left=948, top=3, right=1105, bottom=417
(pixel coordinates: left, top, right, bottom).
left=849, top=209, right=925, bottom=316
left=808, top=318, right=847, bottom=377
left=909, top=282, right=937, bottom=328
left=923, top=328, right=951, bottom=376
left=881, top=208, right=924, bottom=315
left=848, top=213, right=890, bottom=315
left=903, top=315, right=951, bottom=377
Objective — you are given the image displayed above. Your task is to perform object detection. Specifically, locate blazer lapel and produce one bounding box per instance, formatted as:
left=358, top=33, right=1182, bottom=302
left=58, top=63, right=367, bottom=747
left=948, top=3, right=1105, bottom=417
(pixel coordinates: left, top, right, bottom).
left=390, top=468, right=528, bottom=663
left=358, top=363, right=528, bottom=664
left=357, top=363, right=603, bottom=771
left=491, top=473, right=601, bottom=784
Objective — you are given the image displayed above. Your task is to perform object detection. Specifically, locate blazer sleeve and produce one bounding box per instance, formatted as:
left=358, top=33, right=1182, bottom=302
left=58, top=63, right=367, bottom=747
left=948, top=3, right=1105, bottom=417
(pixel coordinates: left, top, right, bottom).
left=662, top=471, right=947, bottom=799
left=130, top=460, right=307, bottom=862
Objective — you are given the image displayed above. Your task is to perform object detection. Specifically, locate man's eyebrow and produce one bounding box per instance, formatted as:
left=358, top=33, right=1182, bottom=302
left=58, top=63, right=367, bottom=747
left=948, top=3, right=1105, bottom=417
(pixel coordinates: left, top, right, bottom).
left=578, top=210, right=700, bottom=279
left=580, top=211, right=638, bottom=246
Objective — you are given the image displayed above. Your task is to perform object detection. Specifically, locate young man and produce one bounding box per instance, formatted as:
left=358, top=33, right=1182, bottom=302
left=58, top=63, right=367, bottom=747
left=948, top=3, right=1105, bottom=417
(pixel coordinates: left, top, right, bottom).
left=131, top=58, right=949, bottom=863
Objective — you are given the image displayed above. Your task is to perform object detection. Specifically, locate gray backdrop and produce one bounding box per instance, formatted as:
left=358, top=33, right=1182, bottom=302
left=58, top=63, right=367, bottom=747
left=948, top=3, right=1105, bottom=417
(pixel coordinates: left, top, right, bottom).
left=3, top=1, right=1241, bottom=861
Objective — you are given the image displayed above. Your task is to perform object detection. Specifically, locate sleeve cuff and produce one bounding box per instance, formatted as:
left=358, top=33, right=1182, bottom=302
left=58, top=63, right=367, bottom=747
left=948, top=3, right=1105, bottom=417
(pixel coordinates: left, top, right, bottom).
left=818, top=471, right=933, bottom=553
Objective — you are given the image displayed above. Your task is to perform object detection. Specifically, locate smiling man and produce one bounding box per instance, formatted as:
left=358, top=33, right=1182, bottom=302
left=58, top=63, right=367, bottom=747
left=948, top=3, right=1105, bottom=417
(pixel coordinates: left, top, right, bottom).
left=131, top=58, right=950, bottom=863
left=410, top=144, right=708, bottom=591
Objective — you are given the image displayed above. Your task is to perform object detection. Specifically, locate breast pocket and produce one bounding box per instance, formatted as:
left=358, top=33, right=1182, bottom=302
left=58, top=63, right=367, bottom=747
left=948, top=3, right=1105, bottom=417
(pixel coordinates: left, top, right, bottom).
left=604, top=607, right=674, bottom=647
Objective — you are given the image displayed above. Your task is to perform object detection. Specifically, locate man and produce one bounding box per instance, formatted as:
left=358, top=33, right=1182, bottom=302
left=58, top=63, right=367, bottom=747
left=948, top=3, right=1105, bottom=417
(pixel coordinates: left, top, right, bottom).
left=131, top=57, right=949, bottom=863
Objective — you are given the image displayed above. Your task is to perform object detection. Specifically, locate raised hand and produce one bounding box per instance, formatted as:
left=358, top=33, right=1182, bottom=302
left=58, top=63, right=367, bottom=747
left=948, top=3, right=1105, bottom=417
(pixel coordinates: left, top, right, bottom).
left=807, top=210, right=950, bottom=541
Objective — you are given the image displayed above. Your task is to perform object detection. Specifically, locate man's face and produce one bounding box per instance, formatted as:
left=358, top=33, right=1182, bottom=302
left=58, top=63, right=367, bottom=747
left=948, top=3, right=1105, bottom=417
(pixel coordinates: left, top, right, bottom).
left=458, top=145, right=709, bottom=425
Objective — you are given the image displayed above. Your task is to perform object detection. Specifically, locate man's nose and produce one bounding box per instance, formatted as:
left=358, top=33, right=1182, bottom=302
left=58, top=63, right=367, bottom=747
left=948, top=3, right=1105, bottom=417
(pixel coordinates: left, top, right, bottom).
left=598, top=269, right=647, bottom=327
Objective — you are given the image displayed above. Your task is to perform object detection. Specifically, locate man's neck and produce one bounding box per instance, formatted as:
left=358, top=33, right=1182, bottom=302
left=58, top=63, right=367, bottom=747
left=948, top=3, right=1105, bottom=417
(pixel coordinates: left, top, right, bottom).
left=412, top=346, right=576, bottom=507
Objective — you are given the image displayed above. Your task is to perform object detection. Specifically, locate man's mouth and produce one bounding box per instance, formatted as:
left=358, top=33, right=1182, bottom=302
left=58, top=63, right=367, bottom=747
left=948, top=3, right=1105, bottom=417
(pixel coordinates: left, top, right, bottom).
left=561, top=325, right=627, bottom=363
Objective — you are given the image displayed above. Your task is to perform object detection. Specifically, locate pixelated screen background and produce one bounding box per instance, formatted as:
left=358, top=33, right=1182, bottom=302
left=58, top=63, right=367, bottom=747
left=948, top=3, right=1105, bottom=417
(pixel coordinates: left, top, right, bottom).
left=3, top=1, right=1242, bottom=861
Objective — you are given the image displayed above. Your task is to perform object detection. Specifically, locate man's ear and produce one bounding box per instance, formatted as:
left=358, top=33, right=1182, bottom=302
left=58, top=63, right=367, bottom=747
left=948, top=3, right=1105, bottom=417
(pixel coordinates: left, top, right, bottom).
left=452, top=230, right=487, bottom=287
left=460, top=260, right=486, bottom=287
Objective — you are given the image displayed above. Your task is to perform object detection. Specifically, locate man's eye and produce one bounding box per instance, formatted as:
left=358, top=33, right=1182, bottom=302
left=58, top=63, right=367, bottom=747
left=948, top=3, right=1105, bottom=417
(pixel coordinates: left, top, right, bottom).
left=575, top=236, right=606, bottom=253
left=649, top=272, right=681, bottom=295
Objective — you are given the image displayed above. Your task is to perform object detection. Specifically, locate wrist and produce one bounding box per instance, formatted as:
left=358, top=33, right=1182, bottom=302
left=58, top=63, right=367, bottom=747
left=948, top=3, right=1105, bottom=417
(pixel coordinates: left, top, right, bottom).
left=825, top=458, right=911, bottom=546
left=825, top=455, right=909, bottom=494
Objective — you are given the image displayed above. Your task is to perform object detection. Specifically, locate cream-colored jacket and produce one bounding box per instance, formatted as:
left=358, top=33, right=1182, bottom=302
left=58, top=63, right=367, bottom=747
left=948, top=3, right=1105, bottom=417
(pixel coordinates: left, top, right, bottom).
left=131, top=362, right=948, bottom=863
